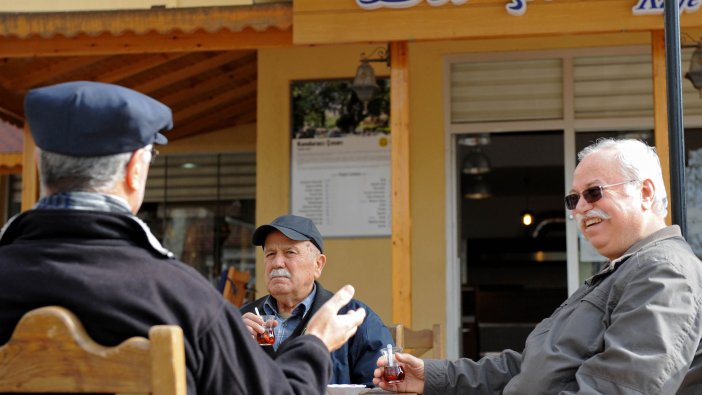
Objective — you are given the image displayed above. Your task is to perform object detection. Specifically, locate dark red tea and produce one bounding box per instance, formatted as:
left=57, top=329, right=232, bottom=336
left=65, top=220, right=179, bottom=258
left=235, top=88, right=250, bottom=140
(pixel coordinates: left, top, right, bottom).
left=257, top=331, right=275, bottom=346
left=383, top=365, right=405, bottom=383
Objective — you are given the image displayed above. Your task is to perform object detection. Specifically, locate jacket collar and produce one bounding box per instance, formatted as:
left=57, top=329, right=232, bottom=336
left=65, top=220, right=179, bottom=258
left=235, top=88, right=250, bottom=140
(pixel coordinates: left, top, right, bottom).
left=587, top=225, right=681, bottom=285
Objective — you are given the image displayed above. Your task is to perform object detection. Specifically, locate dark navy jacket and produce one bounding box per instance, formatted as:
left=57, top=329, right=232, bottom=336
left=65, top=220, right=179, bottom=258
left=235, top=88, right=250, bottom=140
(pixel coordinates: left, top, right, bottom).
left=0, top=209, right=332, bottom=395
left=241, top=281, right=394, bottom=387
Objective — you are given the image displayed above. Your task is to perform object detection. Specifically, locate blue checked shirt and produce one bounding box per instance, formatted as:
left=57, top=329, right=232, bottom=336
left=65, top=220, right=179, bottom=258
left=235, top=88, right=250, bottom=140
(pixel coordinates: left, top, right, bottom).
left=262, top=284, right=317, bottom=351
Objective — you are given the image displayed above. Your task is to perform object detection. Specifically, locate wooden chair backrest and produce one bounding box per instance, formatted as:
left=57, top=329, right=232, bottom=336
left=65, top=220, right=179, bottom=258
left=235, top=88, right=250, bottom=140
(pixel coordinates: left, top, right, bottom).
left=0, top=306, right=186, bottom=395
left=387, top=323, right=445, bottom=359
left=222, top=266, right=251, bottom=307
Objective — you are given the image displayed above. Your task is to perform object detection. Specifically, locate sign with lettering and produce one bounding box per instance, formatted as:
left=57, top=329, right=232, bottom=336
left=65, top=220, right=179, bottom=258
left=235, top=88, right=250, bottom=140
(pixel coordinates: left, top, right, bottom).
left=356, top=0, right=701, bottom=16
left=356, top=0, right=468, bottom=9
left=291, top=79, right=391, bottom=237
left=632, top=0, right=701, bottom=15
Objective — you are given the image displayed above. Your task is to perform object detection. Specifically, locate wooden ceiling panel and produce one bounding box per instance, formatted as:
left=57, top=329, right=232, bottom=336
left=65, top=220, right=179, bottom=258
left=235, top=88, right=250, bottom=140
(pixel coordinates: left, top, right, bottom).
left=168, top=96, right=256, bottom=140
left=95, top=53, right=191, bottom=83
left=160, top=59, right=256, bottom=109
left=8, top=56, right=105, bottom=90
left=0, top=49, right=258, bottom=143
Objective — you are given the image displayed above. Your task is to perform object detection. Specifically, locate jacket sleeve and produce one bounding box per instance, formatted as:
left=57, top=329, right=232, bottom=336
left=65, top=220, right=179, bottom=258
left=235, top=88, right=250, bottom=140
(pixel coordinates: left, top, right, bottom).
left=347, top=307, right=395, bottom=386
left=423, top=350, right=522, bottom=395
left=564, top=252, right=702, bottom=395
left=196, top=302, right=332, bottom=395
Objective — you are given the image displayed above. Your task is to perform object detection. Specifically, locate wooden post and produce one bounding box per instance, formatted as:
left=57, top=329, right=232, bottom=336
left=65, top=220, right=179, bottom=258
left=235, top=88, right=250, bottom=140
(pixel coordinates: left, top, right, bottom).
left=390, top=41, right=412, bottom=326
left=651, top=30, right=672, bottom=226
left=21, top=124, right=38, bottom=212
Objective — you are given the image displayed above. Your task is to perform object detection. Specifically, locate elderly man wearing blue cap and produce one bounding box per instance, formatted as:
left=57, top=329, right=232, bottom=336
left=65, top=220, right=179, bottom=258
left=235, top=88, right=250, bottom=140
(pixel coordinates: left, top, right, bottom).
left=0, top=81, right=367, bottom=395
left=241, top=214, right=394, bottom=387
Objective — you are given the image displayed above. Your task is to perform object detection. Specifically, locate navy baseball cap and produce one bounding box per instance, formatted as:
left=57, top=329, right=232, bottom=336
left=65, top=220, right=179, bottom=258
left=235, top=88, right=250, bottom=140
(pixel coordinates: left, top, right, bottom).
left=252, top=214, right=324, bottom=253
left=24, top=81, right=172, bottom=156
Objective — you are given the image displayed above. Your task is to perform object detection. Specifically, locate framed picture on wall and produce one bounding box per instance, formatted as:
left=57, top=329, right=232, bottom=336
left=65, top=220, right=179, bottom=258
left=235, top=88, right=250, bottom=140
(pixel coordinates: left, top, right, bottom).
left=290, top=78, right=391, bottom=237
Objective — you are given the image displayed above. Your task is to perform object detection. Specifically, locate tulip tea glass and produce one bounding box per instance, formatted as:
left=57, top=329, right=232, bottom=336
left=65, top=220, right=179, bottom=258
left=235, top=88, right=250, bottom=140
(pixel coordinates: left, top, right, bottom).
left=257, top=315, right=276, bottom=346
left=380, top=345, right=405, bottom=384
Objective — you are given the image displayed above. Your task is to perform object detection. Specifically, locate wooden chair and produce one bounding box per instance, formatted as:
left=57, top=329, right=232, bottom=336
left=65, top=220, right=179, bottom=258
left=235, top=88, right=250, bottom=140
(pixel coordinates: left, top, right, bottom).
left=0, top=306, right=186, bottom=395
left=222, top=266, right=252, bottom=307
left=387, top=323, right=445, bottom=359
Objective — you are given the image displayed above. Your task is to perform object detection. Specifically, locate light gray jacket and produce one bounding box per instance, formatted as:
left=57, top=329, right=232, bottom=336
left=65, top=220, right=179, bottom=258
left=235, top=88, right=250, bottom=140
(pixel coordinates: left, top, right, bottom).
left=425, top=226, right=702, bottom=394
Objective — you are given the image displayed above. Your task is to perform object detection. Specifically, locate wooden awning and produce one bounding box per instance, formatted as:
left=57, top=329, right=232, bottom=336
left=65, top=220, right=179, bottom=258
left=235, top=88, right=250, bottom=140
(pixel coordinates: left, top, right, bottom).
left=0, top=3, right=293, bottom=146
left=0, top=3, right=291, bottom=39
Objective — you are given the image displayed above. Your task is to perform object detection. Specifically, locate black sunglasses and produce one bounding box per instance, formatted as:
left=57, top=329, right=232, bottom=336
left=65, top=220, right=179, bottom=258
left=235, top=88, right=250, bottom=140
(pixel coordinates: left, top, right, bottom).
left=565, top=180, right=637, bottom=210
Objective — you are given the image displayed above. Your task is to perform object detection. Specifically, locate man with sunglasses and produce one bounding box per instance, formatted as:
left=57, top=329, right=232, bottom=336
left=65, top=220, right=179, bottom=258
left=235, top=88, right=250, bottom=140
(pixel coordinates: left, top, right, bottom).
left=0, top=81, right=367, bottom=394
left=374, top=138, right=702, bottom=394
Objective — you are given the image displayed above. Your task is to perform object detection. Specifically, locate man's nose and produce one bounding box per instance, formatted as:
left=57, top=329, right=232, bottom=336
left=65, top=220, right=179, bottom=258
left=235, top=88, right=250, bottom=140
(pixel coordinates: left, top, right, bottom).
left=269, top=253, right=286, bottom=267
left=573, top=194, right=593, bottom=213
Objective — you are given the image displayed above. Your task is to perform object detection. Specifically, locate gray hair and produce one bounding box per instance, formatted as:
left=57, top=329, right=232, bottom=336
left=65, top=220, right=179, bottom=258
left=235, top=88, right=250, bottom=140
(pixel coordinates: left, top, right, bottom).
left=578, top=138, right=668, bottom=218
left=306, top=241, right=322, bottom=258
left=38, top=149, right=133, bottom=194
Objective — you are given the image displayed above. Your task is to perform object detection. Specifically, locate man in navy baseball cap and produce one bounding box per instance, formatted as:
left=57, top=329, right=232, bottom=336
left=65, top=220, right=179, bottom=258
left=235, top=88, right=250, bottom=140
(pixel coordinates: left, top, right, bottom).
left=242, top=214, right=394, bottom=386
left=252, top=214, right=324, bottom=253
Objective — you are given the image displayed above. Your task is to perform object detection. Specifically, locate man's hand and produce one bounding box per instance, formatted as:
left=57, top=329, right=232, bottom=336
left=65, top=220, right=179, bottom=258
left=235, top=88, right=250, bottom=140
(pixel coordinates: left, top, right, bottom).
left=373, top=351, right=426, bottom=394
left=306, top=284, right=366, bottom=352
left=242, top=312, right=277, bottom=341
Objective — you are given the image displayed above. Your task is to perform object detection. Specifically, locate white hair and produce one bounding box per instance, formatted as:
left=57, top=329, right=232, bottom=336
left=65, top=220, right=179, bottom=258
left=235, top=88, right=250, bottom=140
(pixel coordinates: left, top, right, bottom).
left=578, top=138, right=668, bottom=218
left=38, top=148, right=132, bottom=194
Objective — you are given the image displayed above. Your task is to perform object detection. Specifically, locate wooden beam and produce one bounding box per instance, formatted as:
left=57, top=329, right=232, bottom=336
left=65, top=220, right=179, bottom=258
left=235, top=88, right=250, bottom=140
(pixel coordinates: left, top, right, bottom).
left=651, top=30, right=672, bottom=226
left=0, top=29, right=292, bottom=58
left=130, top=51, right=250, bottom=94
left=161, top=58, right=256, bottom=108
left=390, top=41, right=411, bottom=327
left=0, top=85, right=27, bottom=123
left=168, top=97, right=256, bottom=140
left=95, top=52, right=191, bottom=83
left=20, top=124, right=38, bottom=212
left=7, top=56, right=104, bottom=90
left=173, top=80, right=257, bottom=124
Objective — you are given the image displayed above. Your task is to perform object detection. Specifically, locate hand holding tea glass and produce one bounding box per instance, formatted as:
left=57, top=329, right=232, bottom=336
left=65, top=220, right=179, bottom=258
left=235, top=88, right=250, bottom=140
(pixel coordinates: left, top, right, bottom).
left=380, top=345, right=405, bottom=383
left=241, top=309, right=278, bottom=346
left=257, top=314, right=277, bottom=346
left=373, top=349, right=426, bottom=394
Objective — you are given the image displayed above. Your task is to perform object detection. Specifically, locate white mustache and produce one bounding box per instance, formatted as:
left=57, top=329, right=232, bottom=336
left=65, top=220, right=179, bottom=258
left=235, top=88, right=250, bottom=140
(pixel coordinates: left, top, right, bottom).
left=575, top=208, right=611, bottom=230
left=269, top=269, right=291, bottom=279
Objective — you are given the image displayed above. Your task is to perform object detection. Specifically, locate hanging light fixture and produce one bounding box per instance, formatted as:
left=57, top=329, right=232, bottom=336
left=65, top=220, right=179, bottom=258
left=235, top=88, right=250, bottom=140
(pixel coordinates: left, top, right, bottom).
left=352, top=46, right=390, bottom=112
left=464, top=175, right=491, bottom=200
left=462, top=147, right=491, bottom=175
left=459, top=134, right=491, bottom=175
left=686, top=44, right=702, bottom=96
left=460, top=133, right=492, bottom=199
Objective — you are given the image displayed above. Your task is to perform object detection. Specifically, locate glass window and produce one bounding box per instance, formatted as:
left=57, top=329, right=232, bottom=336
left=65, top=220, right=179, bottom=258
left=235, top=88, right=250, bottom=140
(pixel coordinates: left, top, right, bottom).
left=139, top=152, right=256, bottom=304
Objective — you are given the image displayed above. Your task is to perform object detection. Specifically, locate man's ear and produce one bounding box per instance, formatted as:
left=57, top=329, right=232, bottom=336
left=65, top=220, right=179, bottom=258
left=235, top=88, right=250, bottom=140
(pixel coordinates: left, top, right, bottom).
left=640, top=178, right=655, bottom=210
left=314, top=253, right=327, bottom=278
left=125, top=149, right=145, bottom=191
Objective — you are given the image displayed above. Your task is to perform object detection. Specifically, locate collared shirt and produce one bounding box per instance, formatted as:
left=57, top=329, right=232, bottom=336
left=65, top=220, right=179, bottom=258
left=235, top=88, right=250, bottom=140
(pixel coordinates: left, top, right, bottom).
left=34, top=191, right=133, bottom=214
left=262, top=283, right=317, bottom=351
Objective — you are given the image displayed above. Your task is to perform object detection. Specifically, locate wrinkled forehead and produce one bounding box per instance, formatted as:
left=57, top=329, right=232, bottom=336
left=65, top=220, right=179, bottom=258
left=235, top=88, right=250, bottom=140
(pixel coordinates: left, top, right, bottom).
left=572, top=151, right=621, bottom=188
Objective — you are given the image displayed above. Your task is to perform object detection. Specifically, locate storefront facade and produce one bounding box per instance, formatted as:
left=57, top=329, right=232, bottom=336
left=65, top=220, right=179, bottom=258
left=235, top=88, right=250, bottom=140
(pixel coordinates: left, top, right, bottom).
left=3, top=0, right=702, bottom=358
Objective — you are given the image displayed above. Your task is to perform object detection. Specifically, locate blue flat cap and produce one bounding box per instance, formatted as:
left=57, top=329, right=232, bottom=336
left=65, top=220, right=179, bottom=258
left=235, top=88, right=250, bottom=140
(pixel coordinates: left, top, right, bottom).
left=24, top=81, right=171, bottom=156
left=252, top=214, right=324, bottom=253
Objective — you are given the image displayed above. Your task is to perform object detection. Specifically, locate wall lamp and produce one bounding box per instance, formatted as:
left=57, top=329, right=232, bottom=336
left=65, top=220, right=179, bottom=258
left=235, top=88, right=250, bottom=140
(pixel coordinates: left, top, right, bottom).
left=352, top=46, right=390, bottom=112
left=685, top=44, right=702, bottom=96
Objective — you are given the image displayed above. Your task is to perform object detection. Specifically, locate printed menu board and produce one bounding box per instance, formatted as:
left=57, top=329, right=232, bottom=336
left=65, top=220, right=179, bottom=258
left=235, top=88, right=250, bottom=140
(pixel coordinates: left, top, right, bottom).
left=291, top=135, right=391, bottom=237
